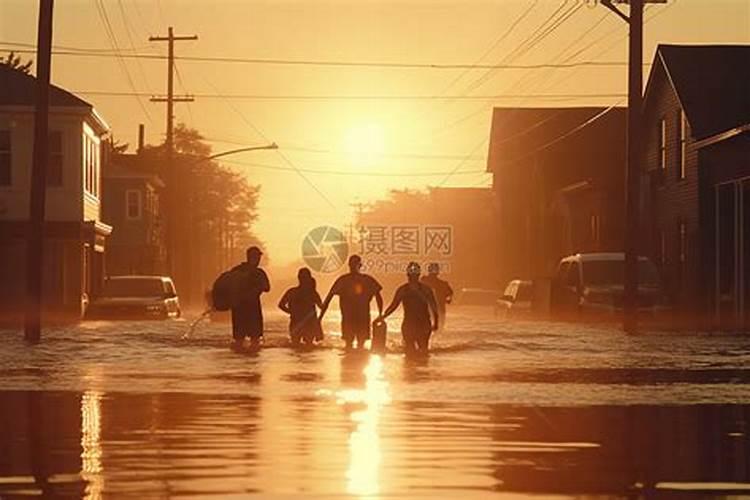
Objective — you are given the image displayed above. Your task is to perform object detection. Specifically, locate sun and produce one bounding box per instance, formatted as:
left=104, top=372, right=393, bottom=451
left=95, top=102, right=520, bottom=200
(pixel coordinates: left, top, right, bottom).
left=343, top=122, right=386, bottom=168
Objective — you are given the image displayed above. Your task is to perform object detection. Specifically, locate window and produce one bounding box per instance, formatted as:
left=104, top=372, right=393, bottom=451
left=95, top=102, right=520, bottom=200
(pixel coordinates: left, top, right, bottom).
left=566, top=262, right=581, bottom=289
left=0, top=131, right=10, bottom=186
left=47, top=131, right=62, bottom=186
left=679, top=221, right=687, bottom=264
left=93, top=141, right=99, bottom=197
left=126, top=189, right=142, bottom=220
left=658, top=118, right=666, bottom=171
left=83, top=136, right=100, bottom=197
left=659, top=229, right=667, bottom=266
left=678, top=111, right=687, bottom=180
left=590, top=214, right=601, bottom=249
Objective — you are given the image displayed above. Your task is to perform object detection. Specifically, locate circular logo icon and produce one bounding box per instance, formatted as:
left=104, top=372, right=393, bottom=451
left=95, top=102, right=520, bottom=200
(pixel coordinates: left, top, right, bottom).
left=302, top=226, right=349, bottom=273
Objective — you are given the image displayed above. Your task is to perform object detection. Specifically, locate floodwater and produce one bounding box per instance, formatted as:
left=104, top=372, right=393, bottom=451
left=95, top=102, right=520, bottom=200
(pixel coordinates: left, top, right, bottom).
left=1, top=307, right=750, bottom=498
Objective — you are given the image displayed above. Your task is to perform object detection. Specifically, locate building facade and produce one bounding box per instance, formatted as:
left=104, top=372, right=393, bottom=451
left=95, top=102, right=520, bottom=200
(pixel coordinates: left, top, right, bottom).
left=0, top=66, right=111, bottom=321
left=642, top=44, right=750, bottom=329
left=486, top=107, right=627, bottom=294
left=102, top=154, right=166, bottom=275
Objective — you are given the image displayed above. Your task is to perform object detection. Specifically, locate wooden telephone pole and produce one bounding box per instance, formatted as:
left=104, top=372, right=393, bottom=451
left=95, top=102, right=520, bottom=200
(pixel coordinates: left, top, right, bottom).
left=24, top=0, right=54, bottom=342
left=601, top=0, right=665, bottom=333
left=149, top=27, right=197, bottom=278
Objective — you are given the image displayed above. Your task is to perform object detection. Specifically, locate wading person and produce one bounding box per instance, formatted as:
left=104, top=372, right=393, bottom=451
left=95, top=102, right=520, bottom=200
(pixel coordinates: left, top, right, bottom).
left=230, top=246, right=270, bottom=348
left=278, top=268, right=324, bottom=346
left=379, top=262, right=439, bottom=357
left=420, top=262, right=453, bottom=330
left=319, top=255, right=383, bottom=350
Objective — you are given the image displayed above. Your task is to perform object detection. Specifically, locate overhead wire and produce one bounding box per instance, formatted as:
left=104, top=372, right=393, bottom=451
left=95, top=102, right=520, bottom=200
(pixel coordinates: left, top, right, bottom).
left=92, top=0, right=153, bottom=122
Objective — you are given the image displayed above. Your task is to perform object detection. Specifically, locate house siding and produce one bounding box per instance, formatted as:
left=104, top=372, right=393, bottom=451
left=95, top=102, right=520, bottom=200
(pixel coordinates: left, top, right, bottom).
left=643, top=63, right=702, bottom=311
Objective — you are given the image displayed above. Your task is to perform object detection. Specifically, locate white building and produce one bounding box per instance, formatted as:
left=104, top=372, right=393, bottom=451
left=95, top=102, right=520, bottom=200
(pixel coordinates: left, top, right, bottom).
left=0, top=65, right=112, bottom=320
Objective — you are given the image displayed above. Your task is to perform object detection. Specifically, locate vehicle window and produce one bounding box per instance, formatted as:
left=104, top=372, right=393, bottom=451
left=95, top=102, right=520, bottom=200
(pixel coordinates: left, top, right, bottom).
left=504, top=282, right=515, bottom=296
left=582, top=260, right=660, bottom=286
left=566, top=263, right=580, bottom=288
left=555, top=262, right=570, bottom=284
left=516, top=283, right=532, bottom=301
left=165, top=280, right=176, bottom=295
left=103, top=278, right=164, bottom=297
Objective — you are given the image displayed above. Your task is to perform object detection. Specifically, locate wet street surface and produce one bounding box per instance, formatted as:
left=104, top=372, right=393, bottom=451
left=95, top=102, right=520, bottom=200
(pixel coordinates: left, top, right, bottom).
left=1, top=308, right=750, bottom=498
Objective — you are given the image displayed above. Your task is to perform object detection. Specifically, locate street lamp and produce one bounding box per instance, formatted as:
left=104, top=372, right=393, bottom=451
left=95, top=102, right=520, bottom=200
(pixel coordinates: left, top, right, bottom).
left=173, top=142, right=279, bottom=306
left=197, top=142, right=279, bottom=163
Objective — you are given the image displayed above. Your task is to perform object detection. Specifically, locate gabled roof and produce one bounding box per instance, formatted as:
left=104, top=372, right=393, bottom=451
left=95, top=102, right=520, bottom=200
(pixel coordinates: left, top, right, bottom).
left=106, top=153, right=165, bottom=187
left=0, top=64, right=92, bottom=108
left=486, top=106, right=626, bottom=173
left=647, top=44, right=750, bottom=140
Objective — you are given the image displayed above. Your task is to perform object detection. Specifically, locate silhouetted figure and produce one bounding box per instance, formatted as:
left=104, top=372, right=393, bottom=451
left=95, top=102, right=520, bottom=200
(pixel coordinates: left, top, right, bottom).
left=230, top=246, right=270, bottom=348
left=279, top=268, right=324, bottom=346
left=421, top=262, right=453, bottom=330
left=380, top=262, right=439, bottom=356
left=320, top=255, right=383, bottom=350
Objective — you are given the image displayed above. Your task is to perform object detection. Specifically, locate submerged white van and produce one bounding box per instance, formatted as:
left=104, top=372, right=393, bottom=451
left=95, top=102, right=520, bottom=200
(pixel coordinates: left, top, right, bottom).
left=550, top=253, right=666, bottom=316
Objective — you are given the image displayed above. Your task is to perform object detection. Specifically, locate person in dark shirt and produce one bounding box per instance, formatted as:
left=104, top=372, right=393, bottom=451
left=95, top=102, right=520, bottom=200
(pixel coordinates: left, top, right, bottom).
left=380, top=262, right=439, bottom=356
left=319, top=255, right=383, bottom=350
left=231, top=246, right=270, bottom=348
left=278, top=268, right=324, bottom=346
left=420, top=262, right=453, bottom=331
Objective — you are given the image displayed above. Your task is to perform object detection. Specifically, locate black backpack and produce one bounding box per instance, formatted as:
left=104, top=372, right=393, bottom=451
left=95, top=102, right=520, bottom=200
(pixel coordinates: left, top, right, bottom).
left=211, top=269, right=243, bottom=311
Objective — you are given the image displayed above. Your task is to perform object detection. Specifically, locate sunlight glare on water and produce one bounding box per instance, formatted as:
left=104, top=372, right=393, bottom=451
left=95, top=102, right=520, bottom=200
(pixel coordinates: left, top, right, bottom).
left=2, top=308, right=750, bottom=497
left=342, top=355, right=390, bottom=497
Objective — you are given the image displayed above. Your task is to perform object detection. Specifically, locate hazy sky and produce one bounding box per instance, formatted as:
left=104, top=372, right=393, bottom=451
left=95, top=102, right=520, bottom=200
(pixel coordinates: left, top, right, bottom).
left=2, top=0, right=748, bottom=264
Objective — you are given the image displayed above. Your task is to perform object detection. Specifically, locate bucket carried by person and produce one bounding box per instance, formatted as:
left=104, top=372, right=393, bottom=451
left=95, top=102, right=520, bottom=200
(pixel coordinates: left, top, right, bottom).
left=371, top=318, right=387, bottom=353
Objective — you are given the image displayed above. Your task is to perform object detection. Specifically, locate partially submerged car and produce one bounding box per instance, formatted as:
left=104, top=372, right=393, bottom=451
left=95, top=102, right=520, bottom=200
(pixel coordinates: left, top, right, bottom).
left=86, top=276, right=181, bottom=319
left=495, top=279, right=533, bottom=318
left=550, top=253, right=666, bottom=317
left=454, top=288, right=504, bottom=307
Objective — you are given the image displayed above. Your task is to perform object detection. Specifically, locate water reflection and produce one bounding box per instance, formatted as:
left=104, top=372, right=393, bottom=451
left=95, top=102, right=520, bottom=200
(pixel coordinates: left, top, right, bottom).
left=337, top=355, right=391, bottom=497
left=80, top=390, right=103, bottom=499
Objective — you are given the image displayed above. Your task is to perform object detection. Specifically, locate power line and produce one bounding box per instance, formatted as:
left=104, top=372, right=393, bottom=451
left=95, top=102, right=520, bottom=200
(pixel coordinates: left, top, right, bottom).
left=199, top=76, right=341, bottom=212
left=92, top=0, right=153, bottom=122
left=73, top=90, right=626, bottom=100
left=0, top=43, right=632, bottom=70
left=116, top=0, right=154, bottom=95
left=220, top=159, right=486, bottom=177
left=436, top=0, right=541, bottom=97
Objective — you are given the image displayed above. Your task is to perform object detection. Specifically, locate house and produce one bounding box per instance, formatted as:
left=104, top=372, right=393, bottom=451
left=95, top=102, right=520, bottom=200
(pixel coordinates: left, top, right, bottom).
left=642, top=44, right=750, bottom=329
left=485, top=106, right=627, bottom=294
left=102, top=153, right=166, bottom=275
left=0, top=65, right=111, bottom=321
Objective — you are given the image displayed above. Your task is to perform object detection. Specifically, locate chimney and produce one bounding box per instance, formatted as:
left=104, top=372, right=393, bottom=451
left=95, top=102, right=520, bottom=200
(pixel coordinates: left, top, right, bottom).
left=137, top=124, right=145, bottom=154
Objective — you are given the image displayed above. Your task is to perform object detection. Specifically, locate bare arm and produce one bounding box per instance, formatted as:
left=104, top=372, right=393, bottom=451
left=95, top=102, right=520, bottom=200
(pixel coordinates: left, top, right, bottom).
left=278, top=290, right=291, bottom=314
left=318, top=281, right=337, bottom=320
left=381, top=288, right=403, bottom=320
left=445, top=281, right=454, bottom=304
left=375, top=291, right=384, bottom=316
left=260, top=271, right=270, bottom=293
left=427, top=288, right=439, bottom=330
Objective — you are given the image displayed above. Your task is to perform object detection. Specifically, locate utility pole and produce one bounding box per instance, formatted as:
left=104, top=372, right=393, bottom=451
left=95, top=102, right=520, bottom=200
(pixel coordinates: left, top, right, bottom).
left=149, top=27, right=197, bottom=281
left=24, top=0, right=54, bottom=343
left=601, top=0, right=663, bottom=333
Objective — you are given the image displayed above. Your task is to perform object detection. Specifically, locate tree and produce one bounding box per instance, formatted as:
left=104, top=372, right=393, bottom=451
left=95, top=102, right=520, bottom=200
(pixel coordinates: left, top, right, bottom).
left=1, top=52, right=33, bottom=74
left=137, top=124, right=263, bottom=303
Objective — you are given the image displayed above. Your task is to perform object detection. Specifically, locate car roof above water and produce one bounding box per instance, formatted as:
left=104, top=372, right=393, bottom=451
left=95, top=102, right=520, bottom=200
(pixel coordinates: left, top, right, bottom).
left=559, top=252, right=652, bottom=263
left=107, top=275, right=173, bottom=282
